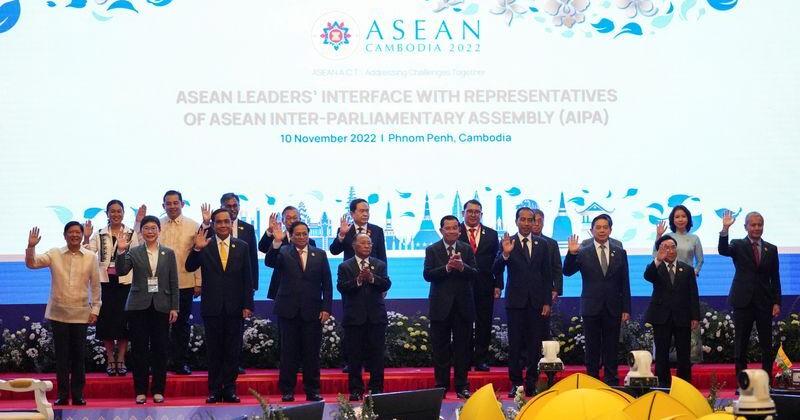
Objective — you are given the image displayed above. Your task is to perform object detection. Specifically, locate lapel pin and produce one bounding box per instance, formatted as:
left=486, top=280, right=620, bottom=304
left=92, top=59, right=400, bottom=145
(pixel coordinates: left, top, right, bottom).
left=534, top=241, right=539, bottom=245
left=232, top=244, right=236, bottom=248
left=161, top=251, right=165, bottom=255
left=311, top=252, right=316, bottom=257
left=679, top=267, right=684, bottom=272
left=239, top=226, right=243, bottom=230
left=481, top=230, right=485, bottom=235
left=370, top=265, right=375, bottom=270
left=611, top=252, right=615, bottom=256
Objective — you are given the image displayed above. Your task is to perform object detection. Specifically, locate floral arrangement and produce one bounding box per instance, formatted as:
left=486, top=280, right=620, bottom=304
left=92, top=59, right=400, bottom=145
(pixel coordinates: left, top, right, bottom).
left=332, top=393, right=378, bottom=420
left=320, top=315, right=344, bottom=368
left=384, top=311, right=432, bottom=367
left=242, top=317, right=280, bottom=368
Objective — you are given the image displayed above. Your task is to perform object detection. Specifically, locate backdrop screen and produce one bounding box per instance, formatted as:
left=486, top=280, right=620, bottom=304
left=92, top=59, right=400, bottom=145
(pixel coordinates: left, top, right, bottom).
left=1, top=0, right=798, bottom=303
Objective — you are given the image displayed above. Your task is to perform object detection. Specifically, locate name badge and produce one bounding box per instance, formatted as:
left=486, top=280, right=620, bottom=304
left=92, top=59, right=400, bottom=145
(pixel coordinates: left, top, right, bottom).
left=147, top=276, right=159, bottom=293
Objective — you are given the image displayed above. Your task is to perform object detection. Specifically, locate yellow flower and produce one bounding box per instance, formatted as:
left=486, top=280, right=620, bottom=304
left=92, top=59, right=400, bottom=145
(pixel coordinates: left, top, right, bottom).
left=403, top=343, right=410, bottom=349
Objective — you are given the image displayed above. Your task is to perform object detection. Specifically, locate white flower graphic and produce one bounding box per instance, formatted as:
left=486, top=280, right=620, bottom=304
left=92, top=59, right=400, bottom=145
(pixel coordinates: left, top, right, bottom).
left=433, top=0, right=464, bottom=13
left=616, top=0, right=658, bottom=18
left=543, top=0, right=590, bottom=28
left=490, top=0, right=528, bottom=26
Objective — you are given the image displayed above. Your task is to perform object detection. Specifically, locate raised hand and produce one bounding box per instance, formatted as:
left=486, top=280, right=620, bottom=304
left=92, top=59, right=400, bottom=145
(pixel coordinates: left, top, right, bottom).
left=271, top=217, right=285, bottom=243
left=501, top=232, right=514, bottom=257
left=27, top=227, right=41, bottom=248
left=339, top=214, right=351, bottom=236
left=656, top=220, right=667, bottom=239
left=567, top=234, right=580, bottom=255
left=721, top=210, right=736, bottom=231
left=135, top=204, right=147, bottom=225
left=655, top=243, right=668, bottom=263
left=193, top=227, right=211, bottom=250
left=267, top=213, right=278, bottom=234
left=83, top=220, right=93, bottom=243
left=116, top=231, right=129, bottom=252
left=201, top=203, right=212, bottom=225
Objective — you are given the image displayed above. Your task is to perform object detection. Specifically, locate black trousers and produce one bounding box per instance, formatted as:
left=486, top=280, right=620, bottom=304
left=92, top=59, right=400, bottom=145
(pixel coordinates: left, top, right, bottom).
left=430, top=310, right=472, bottom=391
left=203, top=314, right=243, bottom=396
left=278, top=316, right=322, bottom=395
left=472, top=282, right=495, bottom=367
left=507, top=306, right=543, bottom=389
left=50, top=320, right=87, bottom=399
left=344, top=323, right=386, bottom=394
left=734, top=305, right=774, bottom=377
left=169, top=288, right=194, bottom=368
left=128, top=304, right=170, bottom=395
left=583, top=309, right=621, bottom=386
left=653, top=318, right=692, bottom=387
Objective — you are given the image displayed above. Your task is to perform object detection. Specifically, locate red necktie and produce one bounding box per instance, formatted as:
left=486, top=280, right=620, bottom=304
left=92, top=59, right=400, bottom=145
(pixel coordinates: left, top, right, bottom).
left=468, top=228, right=477, bottom=253
left=752, top=241, right=761, bottom=266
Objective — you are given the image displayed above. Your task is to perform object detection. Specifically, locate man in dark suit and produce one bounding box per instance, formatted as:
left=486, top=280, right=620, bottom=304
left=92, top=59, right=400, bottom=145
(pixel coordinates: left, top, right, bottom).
left=719, top=211, right=781, bottom=378
left=265, top=220, right=332, bottom=402
left=459, top=199, right=500, bottom=372
left=563, top=214, right=631, bottom=386
left=424, top=215, right=478, bottom=399
left=220, top=193, right=258, bottom=375
left=186, top=209, right=254, bottom=404
left=531, top=209, right=563, bottom=340
left=259, top=206, right=317, bottom=300
left=643, top=235, right=700, bottom=387
left=493, top=207, right=553, bottom=397
left=337, top=233, right=391, bottom=401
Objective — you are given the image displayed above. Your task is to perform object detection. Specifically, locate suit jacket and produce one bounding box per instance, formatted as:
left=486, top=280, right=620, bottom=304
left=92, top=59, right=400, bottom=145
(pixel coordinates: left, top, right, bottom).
left=492, top=235, right=553, bottom=310
left=563, top=242, right=631, bottom=317
left=263, top=235, right=317, bottom=300
left=329, top=223, right=387, bottom=263
left=337, top=257, right=391, bottom=326
left=718, top=235, right=781, bottom=310
left=423, top=240, right=477, bottom=322
left=541, top=234, right=564, bottom=296
left=185, top=237, right=254, bottom=317
left=643, top=260, right=700, bottom=325
left=265, top=243, right=332, bottom=322
left=458, top=223, right=502, bottom=292
left=116, top=244, right=179, bottom=314
left=236, top=220, right=259, bottom=291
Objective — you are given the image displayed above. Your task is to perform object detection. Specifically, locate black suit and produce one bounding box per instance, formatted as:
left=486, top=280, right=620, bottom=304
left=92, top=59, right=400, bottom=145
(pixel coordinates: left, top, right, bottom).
left=643, top=260, right=700, bottom=385
left=719, top=235, right=781, bottom=376
left=540, top=234, right=563, bottom=340
left=459, top=224, right=500, bottom=368
left=423, top=240, right=477, bottom=392
left=492, top=234, right=552, bottom=390
left=235, top=220, right=259, bottom=291
left=563, top=242, right=631, bottom=385
left=329, top=223, right=387, bottom=263
left=265, top=243, right=332, bottom=396
left=261, top=234, right=316, bottom=300
left=337, top=257, right=391, bottom=394
left=186, top=237, right=253, bottom=397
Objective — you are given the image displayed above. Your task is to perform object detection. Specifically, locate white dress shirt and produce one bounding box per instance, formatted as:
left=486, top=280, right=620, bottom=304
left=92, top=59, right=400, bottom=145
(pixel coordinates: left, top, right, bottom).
left=594, top=240, right=611, bottom=267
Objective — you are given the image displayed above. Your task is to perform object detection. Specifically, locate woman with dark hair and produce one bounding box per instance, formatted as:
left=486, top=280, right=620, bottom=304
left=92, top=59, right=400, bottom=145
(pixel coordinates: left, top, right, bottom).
left=84, top=199, right=138, bottom=376
left=655, top=204, right=704, bottom=276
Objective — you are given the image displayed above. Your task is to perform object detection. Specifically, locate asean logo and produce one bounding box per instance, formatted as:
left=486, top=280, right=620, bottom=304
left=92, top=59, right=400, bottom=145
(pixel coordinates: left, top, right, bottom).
left=320, top=21, right=351, bottom=51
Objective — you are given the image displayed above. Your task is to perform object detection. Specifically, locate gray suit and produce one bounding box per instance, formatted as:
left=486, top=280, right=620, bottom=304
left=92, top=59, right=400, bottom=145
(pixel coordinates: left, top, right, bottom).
left=116, top=244, right=179, bottom=396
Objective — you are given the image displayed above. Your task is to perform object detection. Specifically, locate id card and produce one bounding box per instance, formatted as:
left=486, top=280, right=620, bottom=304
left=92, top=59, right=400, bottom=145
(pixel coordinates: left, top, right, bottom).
left=147, top=276, right=159, bottom=293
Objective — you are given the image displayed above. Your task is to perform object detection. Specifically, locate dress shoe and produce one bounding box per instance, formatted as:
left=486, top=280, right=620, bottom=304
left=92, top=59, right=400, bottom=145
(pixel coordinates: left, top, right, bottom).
left=368, top=389, right=383, bottom=395
left=135, top=394, right=146, bottom=404
left=174, top=364, right=192, bottom=375
left=349, top=392, right=363, bottom=402
left=153, top=394, right=165, bottom=403
left=238, top=366, right=246, bottom=375
left=116, top=362, right=128, bottom=376
left=342, top=365, right=350, bottom=373
left=223, top=393, right=240, bottom=403
left=281, top=393, right=295, bottom=402
left=508, top=385, right=521, bottom=399
left=306, top=393, right=323, bottom=402
left=206, top=394, right=221, bottom=404
left=456, top=389, right=472, bottom=399
left=72, top=398, right=86, bottom=406
left=474, top=363, right=490, bottom=372
left=53, top=397, right=69, bottom=406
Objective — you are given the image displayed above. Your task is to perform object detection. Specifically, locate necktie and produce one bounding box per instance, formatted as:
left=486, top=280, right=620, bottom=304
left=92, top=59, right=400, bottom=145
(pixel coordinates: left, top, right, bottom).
left=752, top=241, right=761, bottom=266
left=521, top=237, right=531, bottom=262
left=468, top=228, right=478, bottom=253
left=219, top=241, right=228, bottom=270
left=360, top=259, right=369, bottom=270
left=298, top=249, right=306, bottom=271
left=599, top=244, right=608, bottom=275
left=668, top=263, right=675, bottom=285
left=447, top=245, right=454, bottom=257
left=357, top=227, right=364, bottom=234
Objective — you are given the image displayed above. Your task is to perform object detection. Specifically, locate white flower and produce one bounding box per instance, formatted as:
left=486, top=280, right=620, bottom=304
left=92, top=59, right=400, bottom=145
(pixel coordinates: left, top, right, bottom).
left=26, top=348, right=38, bottom=358
left=717, top=346, right=723, bottom=352
left=23, top=316, right=30, bottom=321
left=29, top=333, right=35, bottom=340
left=543, top=0, right=590, bottom=28
left=712, top=315, right=718, bottom=320
left=420, top=345, right=427, bottom=351
left=490, top=0, right=528, bottom=26
left=706, top=312, right=712, bottom=317
left=716, top=330, right=721, bottom=338
left=329, top=337, right=335, bottom=343
left=615, top=0, right=657, bottom=18
left=703, top=345, right=711, bottom=353
left=433, top=0, right=464, bottom=13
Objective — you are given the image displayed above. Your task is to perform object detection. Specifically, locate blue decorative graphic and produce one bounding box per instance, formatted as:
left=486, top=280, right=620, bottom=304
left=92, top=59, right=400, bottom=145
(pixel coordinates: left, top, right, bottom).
left=147, top=0, right=173, bottom=6
left=667, top=194, right=691, bottom=207
left=681, top=0, right=698, bottom=19
left=568, top=197, right=585, bottom=206
left=92, top=11, right=112, bottom=21
left=83, top=207, right=103, bottom=219
left=47, top=206, right=73, bottom=224
left=652, top=2, right=675, bottom=28
left=632, top=211, right=645, bottom=220
left=67, top=0, right=87, bottom=8
left=0, top=0, right=20, bottom=34
left=238, top=194, right=249, bottom=201
left=264, top=194, right=276, bottom=206
left=592, top=18, right=615, bottom=33
left=396, top=190, right=412, bottom=199
left=623, top=188, right=638, bottom=198
left=582, top=188, right=590, bottom=193
left=606, top=190, right=612, bottom=198
left=367, top=193, right=380, bottom=204
left=505, top=187, right=521, bottom=196
left=690, top=214, right=703, bottom=232
left=648, top=215, right=665, bottom=225
left=401, top=211, right=416, bottom=217
left=308, top=191, right=324, bottom=201
left=320, top=21, right=351, bottom=51
left=462, top=3, right=479, bottom=15
left=621, top=228, right=637, bottom=242
left=647, top=203, right=664, bottom=214
left=47, top=1, right=55, bottom=6
left=614, top=22, right=643, bottom=38
left=484, top=186, right=492, bottom=192
left=707, top=0, right=737, bottom=11
left=108, top=0, right=138, bottom=13
left=183, top=200, right=191, bottom=206
left=529, top=6, right=539, bottom=13
left=714, top=207, right=742, bottom=218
